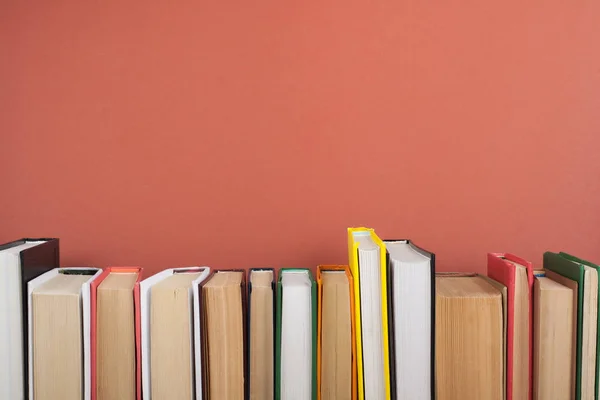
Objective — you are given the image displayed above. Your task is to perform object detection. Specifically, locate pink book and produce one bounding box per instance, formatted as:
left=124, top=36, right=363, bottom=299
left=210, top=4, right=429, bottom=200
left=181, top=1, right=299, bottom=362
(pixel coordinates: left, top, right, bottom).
left=90, top=267, right=143, bottom=400
left=487, top=253, right=534, bottom=400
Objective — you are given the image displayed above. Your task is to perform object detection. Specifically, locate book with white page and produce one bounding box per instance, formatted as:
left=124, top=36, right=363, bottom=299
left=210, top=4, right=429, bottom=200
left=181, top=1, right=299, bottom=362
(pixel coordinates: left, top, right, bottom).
left=348, top=227, right=391, bottom=400
left=275, top=269, right=317, bottom=400
left=384, top=240, right=435, bottom=400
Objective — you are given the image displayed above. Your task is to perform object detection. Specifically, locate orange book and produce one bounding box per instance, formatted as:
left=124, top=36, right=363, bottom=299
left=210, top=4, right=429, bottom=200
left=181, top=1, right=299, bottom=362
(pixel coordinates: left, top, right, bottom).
left=317, top=265, right=356, bottom=400
left=90, top=267, right=143, bottom=400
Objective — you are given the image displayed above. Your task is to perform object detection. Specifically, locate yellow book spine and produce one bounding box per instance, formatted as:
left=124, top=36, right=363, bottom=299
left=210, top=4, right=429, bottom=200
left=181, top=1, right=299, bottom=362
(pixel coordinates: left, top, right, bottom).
left=347, top=227, right=391, bottom=400
left=371, top=232, right=391, bottom=400
left=347, top=228, right=365, bottom=400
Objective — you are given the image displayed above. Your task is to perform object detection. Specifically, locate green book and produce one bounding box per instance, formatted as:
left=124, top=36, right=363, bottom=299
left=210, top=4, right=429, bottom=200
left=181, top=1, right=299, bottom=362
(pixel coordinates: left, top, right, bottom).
left=275, top=268, right=317, bottom=400
left=544, top=251, right=599, bottom=400
left=559, top=252, right=600, bottom=400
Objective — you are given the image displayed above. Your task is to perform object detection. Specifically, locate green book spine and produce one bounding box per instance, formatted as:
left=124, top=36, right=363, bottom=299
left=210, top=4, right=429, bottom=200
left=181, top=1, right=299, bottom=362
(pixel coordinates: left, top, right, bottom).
left=275, top=273, right=283, bottom=400
left=560, top=252, right=600, bottom=400
left=311, top=274, right=317, bottom=400
left=544, top=251, right=585, bottom=400
left=274, top=268, right=317, bottom=400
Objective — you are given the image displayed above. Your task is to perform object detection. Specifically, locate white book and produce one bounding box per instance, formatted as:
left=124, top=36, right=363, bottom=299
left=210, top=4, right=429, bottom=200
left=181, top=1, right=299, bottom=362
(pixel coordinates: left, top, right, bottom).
left=139, top=267, right=211, bottom=400
left=385, top=240, right=433, bottom=400
left=0, top=240, right=48, bottom=400
left=280, top=270, right=313, bottom=400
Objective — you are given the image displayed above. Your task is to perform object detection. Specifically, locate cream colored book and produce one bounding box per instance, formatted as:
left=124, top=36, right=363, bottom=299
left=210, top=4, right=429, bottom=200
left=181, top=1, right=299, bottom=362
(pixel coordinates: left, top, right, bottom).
left=31, top=273, right=95, bottom=400
left=202, top=271, right=245, bottom=400
left=320, top=270, right=352, bottom=400
left=249, top=270, right=274, bottom=400
left=544, top=270, right=579, bottom=399
left=139, top=267, right=211, bottom=400
left=96, top=272, right=137, bottom=400
left=533, top=277, right=574, bottom=400
left=545, top=255, right=598, bottom=400
left=436, top=274, right=503, bottom=400
left=479, top=275, right=507, bottom=400
left=150, top=272, right=201, bottom=399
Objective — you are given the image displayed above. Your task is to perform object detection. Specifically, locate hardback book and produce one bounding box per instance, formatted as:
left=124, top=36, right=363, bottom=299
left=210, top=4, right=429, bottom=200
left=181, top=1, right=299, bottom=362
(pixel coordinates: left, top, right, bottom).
left=139, top=267, right=211, bottom=400
left=436, top=273, right=503, bottom=400
left=200, top=270, right=247, bottom=400
left=558, top=252, right=600, bottom=399
left=533, top=276, right=574, bottom=400
left=384, top=240, right=434, bottom=400
left=543, top=270, right=579, bottom=399
left=0, top=238, right=59, bottom=400
left=248, top=268, right=275, bottom=400
left=544, top=252, right=598, bottom=400
left=347, top=228, right=391, bottom=400
left=27, top=267, right=102, bottom=400
left=317, top=265, right=355, bottom=400
left=275, top=268, right=317, bottom=400
left=479, top=275, right=508, bottom=400
left=487, top=253, right=534, bottom=400
left=91, top=267, right=143, bottom=400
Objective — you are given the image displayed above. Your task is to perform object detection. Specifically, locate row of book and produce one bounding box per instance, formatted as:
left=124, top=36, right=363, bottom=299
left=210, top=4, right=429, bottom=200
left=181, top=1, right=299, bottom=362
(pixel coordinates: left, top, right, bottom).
left=0, top=229, right=595, bottom=399
left=436, top=251, right=599, bottom=400
left=0, top=230, right=435, bottom=400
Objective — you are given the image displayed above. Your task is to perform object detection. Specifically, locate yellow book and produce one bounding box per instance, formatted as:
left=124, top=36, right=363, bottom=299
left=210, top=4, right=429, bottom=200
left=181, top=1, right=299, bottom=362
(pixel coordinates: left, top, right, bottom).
left=347, top=227, right=391, bottom=400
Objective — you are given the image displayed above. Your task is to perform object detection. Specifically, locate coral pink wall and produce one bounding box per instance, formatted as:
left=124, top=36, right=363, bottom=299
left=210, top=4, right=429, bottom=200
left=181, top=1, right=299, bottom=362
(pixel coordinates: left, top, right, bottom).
left=2, top=1, right=599, bottom=275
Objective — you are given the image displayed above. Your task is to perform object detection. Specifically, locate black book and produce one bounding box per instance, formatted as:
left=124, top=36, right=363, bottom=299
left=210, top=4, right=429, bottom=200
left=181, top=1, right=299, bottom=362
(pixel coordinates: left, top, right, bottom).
left=0, top=238, right=59, bottom=400
left=384, top=239, right=435, bottom=400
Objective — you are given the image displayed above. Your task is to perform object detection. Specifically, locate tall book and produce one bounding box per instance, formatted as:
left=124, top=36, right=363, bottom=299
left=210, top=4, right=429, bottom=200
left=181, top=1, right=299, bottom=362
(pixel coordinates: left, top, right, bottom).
left=139, top=267, right=211, bottom=400
left=200, top=270, right=247, bottom=400
left=533, top=276, right=574, bottom=400
left=90, top=267, right=143, bottom=400
left=436, top=273, right=503, bottom=400
left=544, top=252, right=598, bottom=400
left=384, top=240, right=434, bottom=400
left=27, top=267, right=102, bottom=400
left=0, top=238, right=59, bottom=400
left=487, top=253, right=534, bottom=400
left=317, top=265, right=355, bottom=400
left=248, top=268, right=275, bottom=400
left=275, top=268, right=317, bottom=400
left=347, top=227, right=391, bottom=400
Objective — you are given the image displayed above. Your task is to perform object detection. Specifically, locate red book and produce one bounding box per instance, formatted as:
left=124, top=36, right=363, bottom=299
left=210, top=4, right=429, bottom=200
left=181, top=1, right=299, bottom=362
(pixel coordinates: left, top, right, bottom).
left=91, top=267, right=143, bottom=400
left=487, top=253, right=534, bottom=400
